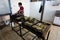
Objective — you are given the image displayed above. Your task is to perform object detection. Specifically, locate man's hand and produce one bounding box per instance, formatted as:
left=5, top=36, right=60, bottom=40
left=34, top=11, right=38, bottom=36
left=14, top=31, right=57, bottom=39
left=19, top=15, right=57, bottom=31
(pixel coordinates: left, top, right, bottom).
left=14, top=11, right=19, bottom=15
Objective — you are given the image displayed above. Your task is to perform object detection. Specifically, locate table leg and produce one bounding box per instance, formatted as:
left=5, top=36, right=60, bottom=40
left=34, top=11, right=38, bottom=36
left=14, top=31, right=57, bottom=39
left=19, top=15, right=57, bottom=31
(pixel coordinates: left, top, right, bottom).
left=32, top=36, right=37, bottom=40
left=46, top=31, right=50, bottom=40
left=19, top=24, right=25, bottom=40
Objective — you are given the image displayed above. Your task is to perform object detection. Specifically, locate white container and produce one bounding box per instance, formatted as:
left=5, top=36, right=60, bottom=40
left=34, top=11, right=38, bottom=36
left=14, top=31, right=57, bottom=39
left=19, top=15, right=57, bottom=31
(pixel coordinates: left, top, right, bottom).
left=53, top=16, right=60, bottom=25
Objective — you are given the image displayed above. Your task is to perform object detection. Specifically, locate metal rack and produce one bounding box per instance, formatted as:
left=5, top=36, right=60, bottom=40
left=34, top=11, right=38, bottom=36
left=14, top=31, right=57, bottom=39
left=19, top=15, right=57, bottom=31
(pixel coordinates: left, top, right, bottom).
left=11, top=16, right=51, bottom=40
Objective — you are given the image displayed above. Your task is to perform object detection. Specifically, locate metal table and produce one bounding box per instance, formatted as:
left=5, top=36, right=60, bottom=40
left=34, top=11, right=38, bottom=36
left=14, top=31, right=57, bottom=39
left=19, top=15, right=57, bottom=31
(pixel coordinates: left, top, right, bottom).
left=11, top=16, right=51, bottom=40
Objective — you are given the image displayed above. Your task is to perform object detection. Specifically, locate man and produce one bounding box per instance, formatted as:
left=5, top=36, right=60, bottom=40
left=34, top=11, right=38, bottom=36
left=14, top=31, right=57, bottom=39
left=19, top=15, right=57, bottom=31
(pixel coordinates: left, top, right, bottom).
left=12, top=2, right=24, bottom=18
left=11, top=2, right=24, bottom=27
left=17, top=2, right=24, bottom=16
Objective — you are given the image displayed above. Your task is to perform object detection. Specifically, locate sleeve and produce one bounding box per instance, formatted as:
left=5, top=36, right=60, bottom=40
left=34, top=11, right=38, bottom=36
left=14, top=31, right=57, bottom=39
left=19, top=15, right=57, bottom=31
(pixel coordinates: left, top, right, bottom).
left=20, top=6, right=24, bottom=11
left=20, top=6, right=24, bottom=15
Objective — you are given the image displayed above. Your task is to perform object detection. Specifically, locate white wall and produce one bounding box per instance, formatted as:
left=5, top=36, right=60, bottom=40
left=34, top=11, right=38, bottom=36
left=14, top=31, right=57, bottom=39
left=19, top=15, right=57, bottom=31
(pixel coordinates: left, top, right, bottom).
left=11, top=0, right=30, bottom=17
left=30, top=2, right=42, bottom=20
left=43, top=1, right=55, bottom=22
left=0, top=0, right=10, bottom=14
left=30, top=1, right=60, bottom=22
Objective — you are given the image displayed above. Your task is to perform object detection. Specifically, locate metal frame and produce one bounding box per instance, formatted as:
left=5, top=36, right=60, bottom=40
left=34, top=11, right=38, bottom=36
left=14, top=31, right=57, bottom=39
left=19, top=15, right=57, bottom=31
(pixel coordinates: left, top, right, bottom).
left=11, top=18, right=30, bottom=40
left=8, top=0, right=13, bottom=30
left=11, top=17, right=50, bottom=40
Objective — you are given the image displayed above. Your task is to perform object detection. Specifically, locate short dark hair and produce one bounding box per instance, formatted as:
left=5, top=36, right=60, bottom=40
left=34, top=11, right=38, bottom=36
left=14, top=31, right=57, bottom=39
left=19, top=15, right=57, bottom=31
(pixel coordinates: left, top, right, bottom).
left=18, top=2, right=22, bottom=5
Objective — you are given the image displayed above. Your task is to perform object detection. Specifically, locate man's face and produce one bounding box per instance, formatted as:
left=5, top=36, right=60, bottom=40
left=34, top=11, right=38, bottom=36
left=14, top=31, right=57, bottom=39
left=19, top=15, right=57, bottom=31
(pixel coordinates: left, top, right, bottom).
left=19, top=5, right=21, bottom=7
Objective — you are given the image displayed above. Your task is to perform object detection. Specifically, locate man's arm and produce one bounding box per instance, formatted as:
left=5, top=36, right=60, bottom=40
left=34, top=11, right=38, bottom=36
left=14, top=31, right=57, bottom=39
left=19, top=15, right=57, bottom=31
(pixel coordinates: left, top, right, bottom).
left=20, top=6, right=24, bottom=15
left=14, top=10, right=20, bottom=15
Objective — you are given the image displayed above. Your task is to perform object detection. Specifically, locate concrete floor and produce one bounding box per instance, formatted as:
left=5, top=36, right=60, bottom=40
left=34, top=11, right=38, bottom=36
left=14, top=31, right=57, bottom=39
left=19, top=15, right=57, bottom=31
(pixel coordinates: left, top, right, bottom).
left=0, top=25, right=60, bottom=40
left=48, top=25, right=60, bottom=40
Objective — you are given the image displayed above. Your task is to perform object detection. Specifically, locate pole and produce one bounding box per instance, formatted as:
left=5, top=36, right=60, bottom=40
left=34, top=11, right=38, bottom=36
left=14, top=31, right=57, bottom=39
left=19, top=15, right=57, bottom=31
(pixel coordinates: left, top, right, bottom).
left=8, top=0, right=12, bottom=14
left=40, top=0, right=45, bottom=22
left=8, top=0, right=13, bottom=29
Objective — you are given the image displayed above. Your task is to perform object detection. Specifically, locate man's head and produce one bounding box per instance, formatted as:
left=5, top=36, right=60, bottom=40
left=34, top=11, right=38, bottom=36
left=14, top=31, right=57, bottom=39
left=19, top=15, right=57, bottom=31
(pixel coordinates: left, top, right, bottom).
left=18, top=2, right=22, bottom=6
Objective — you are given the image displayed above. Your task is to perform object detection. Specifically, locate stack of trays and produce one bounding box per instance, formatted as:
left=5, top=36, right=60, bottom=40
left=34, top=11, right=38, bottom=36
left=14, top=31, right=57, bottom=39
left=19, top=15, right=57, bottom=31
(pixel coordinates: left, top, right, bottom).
left=15, top=16, right=24, bottom=21
left=24, top=17, right=39, bottom=26
left=15, top=16, right=50, bottom=33
left=15, top=16, right=39, bottom=23
left=32, top=23, right=48, bottom=32
left=16, top=16, right=24, bottom=20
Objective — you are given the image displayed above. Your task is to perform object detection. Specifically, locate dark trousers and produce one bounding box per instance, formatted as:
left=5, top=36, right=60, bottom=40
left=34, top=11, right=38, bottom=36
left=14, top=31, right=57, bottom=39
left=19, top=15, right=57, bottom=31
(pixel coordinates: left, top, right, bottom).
left=11, top=14, right=25, bottom=22
left=11, top=14, right=22, bottom=19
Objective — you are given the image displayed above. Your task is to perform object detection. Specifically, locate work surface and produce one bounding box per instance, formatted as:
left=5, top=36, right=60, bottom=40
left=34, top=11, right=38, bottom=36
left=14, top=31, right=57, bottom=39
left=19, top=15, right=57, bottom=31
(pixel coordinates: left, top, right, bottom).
left=0, top=25, right=60, bottom=40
